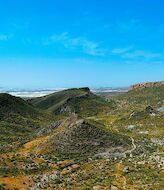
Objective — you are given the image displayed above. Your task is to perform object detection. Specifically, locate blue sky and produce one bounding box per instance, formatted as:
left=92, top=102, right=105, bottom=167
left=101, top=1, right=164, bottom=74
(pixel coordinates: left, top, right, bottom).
left=0, top=0, right=164, bottom=88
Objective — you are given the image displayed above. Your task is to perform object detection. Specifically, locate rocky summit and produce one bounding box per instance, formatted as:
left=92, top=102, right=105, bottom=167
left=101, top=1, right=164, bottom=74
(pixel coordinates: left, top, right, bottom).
left=128, top=81, right=164, bottom=91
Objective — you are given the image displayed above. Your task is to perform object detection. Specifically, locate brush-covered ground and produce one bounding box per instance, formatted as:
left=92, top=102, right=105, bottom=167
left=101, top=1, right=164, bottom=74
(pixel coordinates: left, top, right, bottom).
left=0, top=84, right=163, bottom=190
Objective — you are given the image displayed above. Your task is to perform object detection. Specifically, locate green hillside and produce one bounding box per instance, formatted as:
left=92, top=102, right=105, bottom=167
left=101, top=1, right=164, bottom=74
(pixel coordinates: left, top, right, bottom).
left=0, top=93, right=40, bottom=118
left=29, top=88, right=115, bottom=117
left=109, top=84, right=164, bottom=116
left=0, top=93, right=54, bottom=149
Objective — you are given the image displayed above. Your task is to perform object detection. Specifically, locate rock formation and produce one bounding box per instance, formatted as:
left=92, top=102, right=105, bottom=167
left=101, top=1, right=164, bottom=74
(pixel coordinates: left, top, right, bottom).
left=128, top=81, right=164, bottom=91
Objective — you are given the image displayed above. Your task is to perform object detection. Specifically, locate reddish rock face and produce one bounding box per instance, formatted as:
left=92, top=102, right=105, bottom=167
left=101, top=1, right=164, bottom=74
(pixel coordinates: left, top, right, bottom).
left=128, top=81, right=164, bottom=91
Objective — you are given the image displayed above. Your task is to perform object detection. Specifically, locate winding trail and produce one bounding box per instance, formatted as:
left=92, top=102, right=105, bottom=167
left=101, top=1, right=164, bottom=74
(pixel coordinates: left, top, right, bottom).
left=123, top=136, right=136, bottom=155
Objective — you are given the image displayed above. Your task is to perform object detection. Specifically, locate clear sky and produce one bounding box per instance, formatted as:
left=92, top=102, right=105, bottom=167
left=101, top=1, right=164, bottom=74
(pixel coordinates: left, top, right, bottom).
left=0, top=0, right=164, bottom=88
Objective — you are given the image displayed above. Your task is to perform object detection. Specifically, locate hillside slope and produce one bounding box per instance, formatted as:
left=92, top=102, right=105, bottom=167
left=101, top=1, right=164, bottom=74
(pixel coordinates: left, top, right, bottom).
left=110, top=82, right=164, bottom=116
left=29, top=88, right=115, bottom=117
left=0, top=93, right=40, bottom=119
left=22, top=114, right=131, bottom=160
left=0, top=93, right=54, bottom=149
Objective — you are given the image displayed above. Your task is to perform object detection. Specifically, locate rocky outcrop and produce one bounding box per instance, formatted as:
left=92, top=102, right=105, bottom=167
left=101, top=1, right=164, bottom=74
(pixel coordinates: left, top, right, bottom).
left=79, top=87, right=90, bottom=91
left=128, top=81, right=164, bottom=91
left=37, top=120, right=64, bottom=136
left=129, top=106, right=161, bottom=119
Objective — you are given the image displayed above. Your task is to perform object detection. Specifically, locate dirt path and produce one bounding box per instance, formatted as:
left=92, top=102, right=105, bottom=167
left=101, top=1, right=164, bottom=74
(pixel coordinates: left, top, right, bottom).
left=123, top=136, right=136, bottom=155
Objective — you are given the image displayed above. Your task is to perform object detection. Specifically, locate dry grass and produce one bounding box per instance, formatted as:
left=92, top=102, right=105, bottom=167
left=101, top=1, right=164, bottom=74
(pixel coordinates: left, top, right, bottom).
left=0, top=175, right=34, bottom=190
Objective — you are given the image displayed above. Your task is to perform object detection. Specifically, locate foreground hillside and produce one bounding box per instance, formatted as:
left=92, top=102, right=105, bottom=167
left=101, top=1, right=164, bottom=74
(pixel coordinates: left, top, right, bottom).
left=0, top=82, right=163, bottom=190
left=23, top=114, right=131, bottom=161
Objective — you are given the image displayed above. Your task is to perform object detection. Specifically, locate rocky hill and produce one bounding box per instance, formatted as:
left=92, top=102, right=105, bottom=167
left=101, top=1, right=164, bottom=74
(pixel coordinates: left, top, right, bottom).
left=128, top=81, right=164, bottom=91
left=29, top=114, right=131, bottom=160
left=110, top=82, right=164, bottom=115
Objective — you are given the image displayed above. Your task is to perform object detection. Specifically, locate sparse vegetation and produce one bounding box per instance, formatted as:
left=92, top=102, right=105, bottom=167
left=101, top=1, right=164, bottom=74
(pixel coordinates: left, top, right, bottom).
left=0, top=83, right=163, bottom=189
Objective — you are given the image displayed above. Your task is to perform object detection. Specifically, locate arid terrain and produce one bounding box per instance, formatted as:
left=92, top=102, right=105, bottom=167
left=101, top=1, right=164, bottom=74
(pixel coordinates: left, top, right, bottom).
left=0, top=81, right=163, bottom=190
